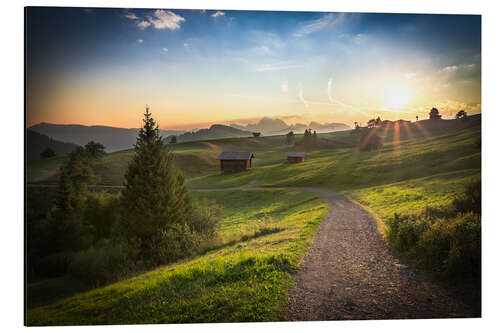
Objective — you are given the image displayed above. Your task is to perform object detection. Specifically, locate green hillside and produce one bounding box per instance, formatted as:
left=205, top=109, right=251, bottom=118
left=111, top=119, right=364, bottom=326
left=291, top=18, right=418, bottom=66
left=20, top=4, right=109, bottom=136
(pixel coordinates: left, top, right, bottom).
left=28, top=115, right=481, bottom=219
left=26, top=115, right=481, bottom=324
left=27, top=189, right=328, bottom=325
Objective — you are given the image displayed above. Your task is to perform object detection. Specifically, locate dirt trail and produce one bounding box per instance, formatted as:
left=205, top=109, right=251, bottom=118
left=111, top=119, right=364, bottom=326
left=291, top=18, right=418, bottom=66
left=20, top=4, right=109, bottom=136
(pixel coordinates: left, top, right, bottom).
left=286, top=187, right=474, bottom=320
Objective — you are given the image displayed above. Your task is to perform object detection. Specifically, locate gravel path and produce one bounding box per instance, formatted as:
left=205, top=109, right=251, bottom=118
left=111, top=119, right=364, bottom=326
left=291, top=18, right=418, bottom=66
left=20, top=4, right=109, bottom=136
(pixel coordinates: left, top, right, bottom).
left=287, top=187, right=474, bottom=320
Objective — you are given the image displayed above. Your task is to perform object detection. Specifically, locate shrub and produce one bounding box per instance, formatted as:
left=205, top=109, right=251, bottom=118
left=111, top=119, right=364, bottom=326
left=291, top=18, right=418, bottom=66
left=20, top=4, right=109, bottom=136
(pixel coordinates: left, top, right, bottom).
left=385, top=181, right=481, bottom=280
left=452, top=180, right=481, bottom=214
left=188, top=199, right=221, bottom=240
left=68, top=239, right=140, bottom=287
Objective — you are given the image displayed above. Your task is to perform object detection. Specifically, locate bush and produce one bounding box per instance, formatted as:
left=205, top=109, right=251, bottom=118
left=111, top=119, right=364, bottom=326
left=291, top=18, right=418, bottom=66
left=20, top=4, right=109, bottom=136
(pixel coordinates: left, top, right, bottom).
left=385, top=181, right=481, bottom=280
left=452, top=181, right=481, bottom=214
left=68, top=239, right=140, bottom=287
left=188, top=199, right=221, bottom=240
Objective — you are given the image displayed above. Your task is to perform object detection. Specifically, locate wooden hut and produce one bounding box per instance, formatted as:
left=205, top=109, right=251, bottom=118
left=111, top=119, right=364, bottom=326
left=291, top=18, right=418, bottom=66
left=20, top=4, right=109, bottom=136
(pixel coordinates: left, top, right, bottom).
left=285, top=152, right=306, bottom=163
left=217, top=152, right=255, bottom=173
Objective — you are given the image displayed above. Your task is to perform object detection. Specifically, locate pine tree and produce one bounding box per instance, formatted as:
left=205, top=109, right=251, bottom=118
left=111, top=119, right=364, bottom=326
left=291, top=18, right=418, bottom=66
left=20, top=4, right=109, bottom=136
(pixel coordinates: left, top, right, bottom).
left=285, top=131, right=295, bottom=145
left=312, top=130, right=318, bottom=147
left=121, top=107, right=193, bottom=264
left=47, top=147, right=96, bottom=253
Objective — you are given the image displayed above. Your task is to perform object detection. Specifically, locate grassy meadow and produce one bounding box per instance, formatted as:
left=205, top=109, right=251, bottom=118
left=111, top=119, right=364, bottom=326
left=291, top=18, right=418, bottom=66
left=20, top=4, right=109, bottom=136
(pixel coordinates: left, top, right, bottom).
left=26, top=115, right=481, bottom=324
left=27, top=189, right=327, bottom=325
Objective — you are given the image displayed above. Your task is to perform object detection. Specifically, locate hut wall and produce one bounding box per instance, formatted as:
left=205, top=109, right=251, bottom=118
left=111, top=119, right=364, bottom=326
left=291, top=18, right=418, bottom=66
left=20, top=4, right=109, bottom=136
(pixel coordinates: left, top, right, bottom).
left=287, top=156, right=304, bottom=163
left=220, top=160, right=250, bottom=172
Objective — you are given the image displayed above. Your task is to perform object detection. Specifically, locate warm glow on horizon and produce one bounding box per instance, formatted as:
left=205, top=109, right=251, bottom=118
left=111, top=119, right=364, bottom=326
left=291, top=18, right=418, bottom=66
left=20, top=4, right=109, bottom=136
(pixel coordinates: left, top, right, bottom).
left=26, top=8, right=481, bottom=129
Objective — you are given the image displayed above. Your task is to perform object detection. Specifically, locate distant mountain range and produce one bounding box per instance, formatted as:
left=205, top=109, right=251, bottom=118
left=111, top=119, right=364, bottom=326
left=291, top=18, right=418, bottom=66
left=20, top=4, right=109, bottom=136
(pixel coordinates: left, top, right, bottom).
left=230, top=117, right=350, bottom=134
left=165, top=124, right=252, bottom=143
left=28, top=118, right=350, bottom=153
left=28, top=123, right=184, bottom=152
left=26, top=129, right=80, bottom=161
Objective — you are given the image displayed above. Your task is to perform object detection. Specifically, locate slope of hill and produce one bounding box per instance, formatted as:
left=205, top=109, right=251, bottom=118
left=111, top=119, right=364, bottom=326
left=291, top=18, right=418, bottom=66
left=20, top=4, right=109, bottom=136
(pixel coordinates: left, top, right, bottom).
left=29, top=123, right=184, bottom=152
left=167, top=124, right=253, bottom=143
left=26, top=129, right=79, bottom=161
left=27, top=189, right=328, bottom=325
left=26, top=115, right=481, bottom=321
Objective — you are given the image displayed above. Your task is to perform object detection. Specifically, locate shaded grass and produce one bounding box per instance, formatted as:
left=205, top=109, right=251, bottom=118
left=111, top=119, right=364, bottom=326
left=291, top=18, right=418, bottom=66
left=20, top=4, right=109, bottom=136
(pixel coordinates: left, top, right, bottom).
left=26, top=189, right=328, bottom=325
left=26, top=155, right=67, bottom=183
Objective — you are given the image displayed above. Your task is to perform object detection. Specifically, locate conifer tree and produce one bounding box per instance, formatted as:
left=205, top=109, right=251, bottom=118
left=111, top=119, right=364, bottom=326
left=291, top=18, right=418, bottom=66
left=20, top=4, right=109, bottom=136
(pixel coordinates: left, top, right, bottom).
left=121, top=107, right=193, bottom=264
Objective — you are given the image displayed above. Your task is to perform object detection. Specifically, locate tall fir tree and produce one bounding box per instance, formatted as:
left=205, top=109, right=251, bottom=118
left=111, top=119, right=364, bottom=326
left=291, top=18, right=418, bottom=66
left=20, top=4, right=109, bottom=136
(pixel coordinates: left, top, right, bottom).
left=121, top=107, right=193, bottom=264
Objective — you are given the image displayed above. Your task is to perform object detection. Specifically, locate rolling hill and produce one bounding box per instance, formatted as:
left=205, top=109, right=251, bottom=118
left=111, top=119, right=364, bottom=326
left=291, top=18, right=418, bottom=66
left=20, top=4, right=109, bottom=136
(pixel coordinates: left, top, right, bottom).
left=26, top=129, right=80, bottom=161
left=28, top=122, right=185, bottom=152
left=26, top=114, right=481, bottom=324
left=166, top=124, right=253, bottom=143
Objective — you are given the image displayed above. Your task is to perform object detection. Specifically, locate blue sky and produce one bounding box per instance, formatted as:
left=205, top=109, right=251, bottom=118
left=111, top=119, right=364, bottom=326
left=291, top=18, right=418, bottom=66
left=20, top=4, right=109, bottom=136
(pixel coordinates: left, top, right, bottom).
left=26, top=7, right=481, bottom=129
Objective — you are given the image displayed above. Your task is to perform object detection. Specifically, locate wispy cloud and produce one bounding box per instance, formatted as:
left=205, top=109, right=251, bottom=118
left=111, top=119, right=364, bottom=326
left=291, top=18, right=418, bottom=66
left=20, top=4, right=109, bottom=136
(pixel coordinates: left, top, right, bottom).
left=162, top=48, right=169, bottom=53
left=254, top=62, right=304, bottom=72
left=440, top=65, right=459, bottom=73
left=294, top=13, right=347, bottom=37
left=137, top=39, right=143, bottom=44
left=327, top=78, right=334, bottom=103
left=149, top=10, right=185, bottom=30
left=298, top=83, right=309, bottom=108
left=211, top=11, right=225, bottom=18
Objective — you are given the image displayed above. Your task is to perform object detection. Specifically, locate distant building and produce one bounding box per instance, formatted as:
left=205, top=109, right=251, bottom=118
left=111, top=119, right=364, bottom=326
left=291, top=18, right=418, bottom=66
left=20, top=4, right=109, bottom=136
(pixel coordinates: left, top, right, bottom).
left=216, top=152, right=255, bottom=173
left=285, top=152, right=306, bottom=163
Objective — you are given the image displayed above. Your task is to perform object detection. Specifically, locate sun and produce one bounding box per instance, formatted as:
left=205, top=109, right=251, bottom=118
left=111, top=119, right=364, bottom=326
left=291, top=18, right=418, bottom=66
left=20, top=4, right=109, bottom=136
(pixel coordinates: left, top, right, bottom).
left=383, top=85, right=411, bottom=109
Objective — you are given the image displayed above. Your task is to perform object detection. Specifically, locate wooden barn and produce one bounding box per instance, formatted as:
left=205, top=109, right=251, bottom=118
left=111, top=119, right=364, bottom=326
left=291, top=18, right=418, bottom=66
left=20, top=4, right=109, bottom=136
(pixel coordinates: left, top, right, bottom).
left=216, top=152, right=255, bottom=173
left=285, top=152, right=306, bottom=163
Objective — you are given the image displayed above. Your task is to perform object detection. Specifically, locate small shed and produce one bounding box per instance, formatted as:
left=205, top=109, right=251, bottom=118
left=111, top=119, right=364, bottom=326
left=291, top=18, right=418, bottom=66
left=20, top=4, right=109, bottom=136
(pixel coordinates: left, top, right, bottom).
left=285, top=152, right=306, bottom=163
left=216, top=152, right=255, bottom=173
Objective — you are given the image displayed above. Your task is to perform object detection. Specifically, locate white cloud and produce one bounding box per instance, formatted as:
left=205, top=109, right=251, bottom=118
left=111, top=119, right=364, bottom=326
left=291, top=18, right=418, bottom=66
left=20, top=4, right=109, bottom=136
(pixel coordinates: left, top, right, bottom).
left=211, top=11, right=225, bottom=18
left=183, top=42, right=189, bottom=47
left=149, top=10, right=185, bottom=30
left=137, top=20, right=151, bottom=29
left=294, top=13, right=347, bottom=37
left=124, top=12, right=138, bottom=20
left=162, top=48, right=169, bottom=53
left=280, top=80, right=289, bottom=93
left=137, top=39, right=143, bottom=44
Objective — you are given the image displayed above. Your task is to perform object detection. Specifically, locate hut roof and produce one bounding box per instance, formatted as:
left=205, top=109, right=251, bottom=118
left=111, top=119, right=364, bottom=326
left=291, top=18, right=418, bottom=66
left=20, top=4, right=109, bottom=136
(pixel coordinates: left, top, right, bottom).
left=217, top=152, right=255, bottom=160
left=285, top=152, right=306, bottom=158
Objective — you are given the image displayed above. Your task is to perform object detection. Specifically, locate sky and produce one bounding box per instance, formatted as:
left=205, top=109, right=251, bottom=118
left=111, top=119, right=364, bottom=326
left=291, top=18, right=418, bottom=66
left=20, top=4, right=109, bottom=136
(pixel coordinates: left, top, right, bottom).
left=26, top=7, right=481, bottom=130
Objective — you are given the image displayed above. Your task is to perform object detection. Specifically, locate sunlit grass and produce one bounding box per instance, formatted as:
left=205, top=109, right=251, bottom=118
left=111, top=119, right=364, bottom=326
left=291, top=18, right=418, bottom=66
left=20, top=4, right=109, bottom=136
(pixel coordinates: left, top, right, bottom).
left=26, top=189, right=328, bottom=325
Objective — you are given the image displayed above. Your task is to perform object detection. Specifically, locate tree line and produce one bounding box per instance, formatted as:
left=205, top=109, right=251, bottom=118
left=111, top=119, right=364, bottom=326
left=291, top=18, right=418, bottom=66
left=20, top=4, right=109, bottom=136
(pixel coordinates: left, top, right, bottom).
left=28, top=108, right=219, bottom=286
